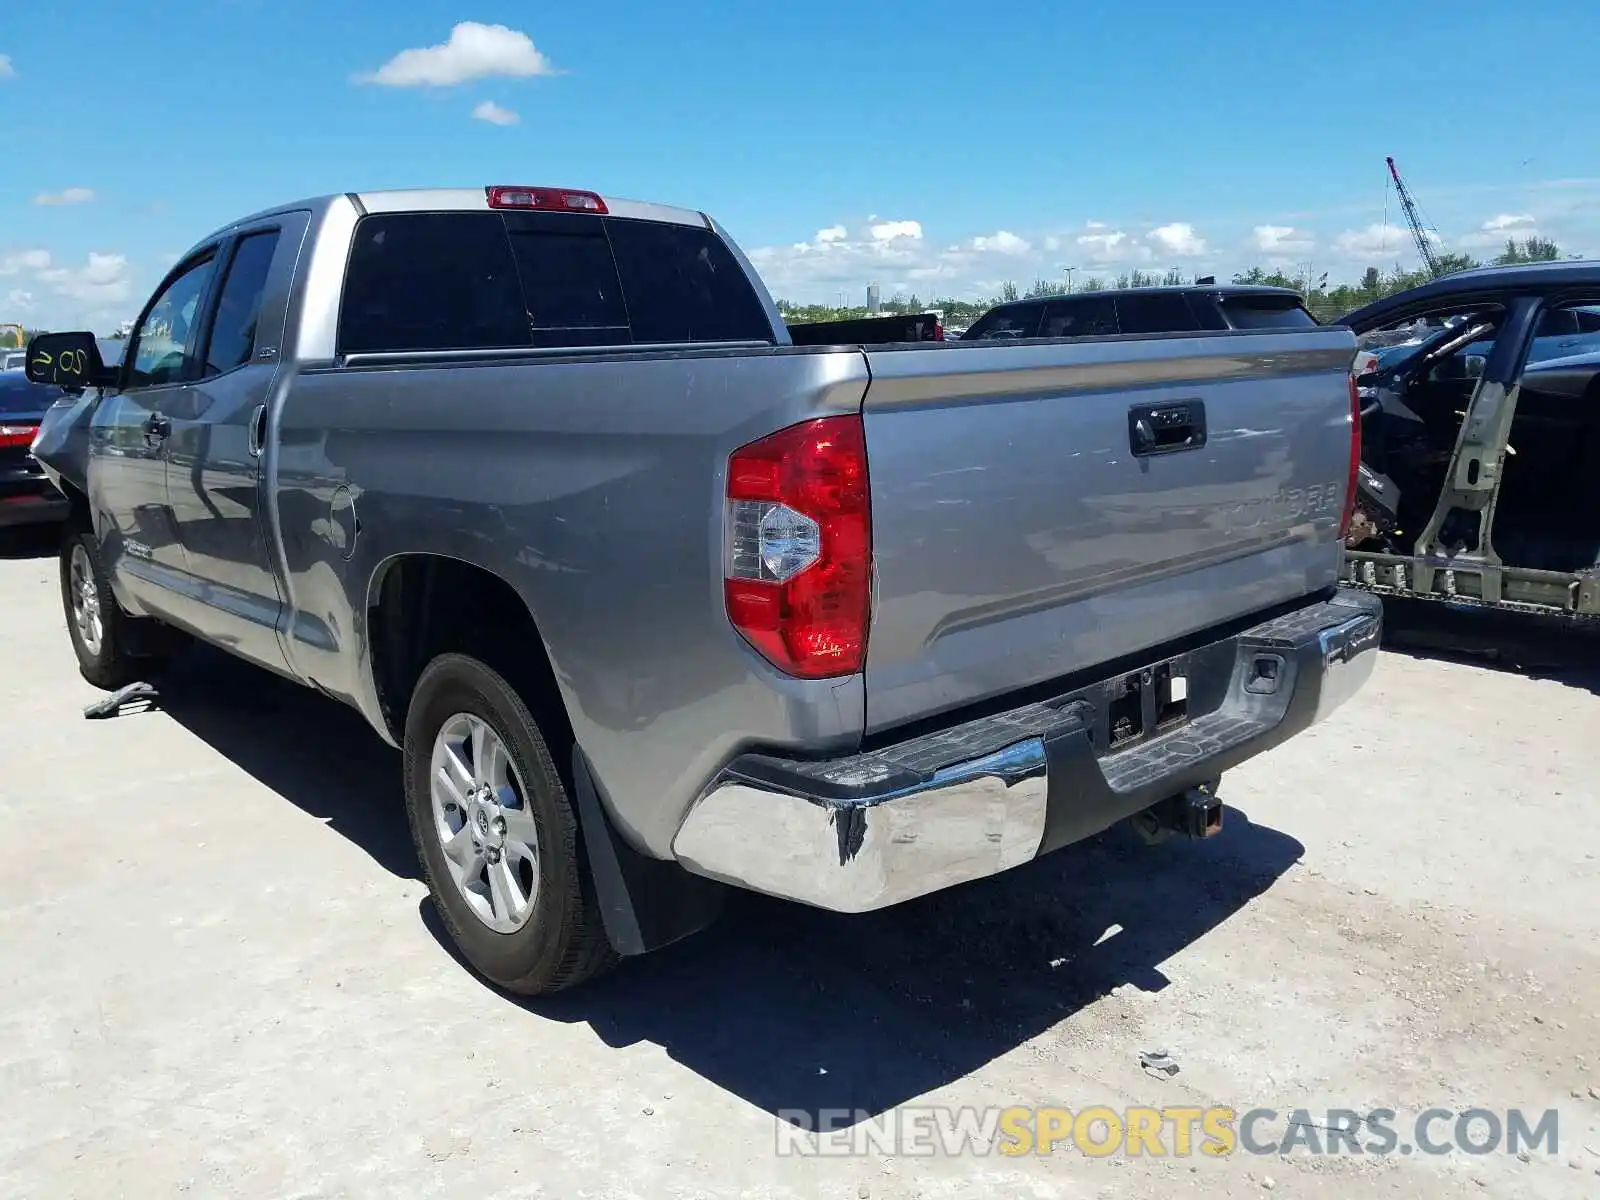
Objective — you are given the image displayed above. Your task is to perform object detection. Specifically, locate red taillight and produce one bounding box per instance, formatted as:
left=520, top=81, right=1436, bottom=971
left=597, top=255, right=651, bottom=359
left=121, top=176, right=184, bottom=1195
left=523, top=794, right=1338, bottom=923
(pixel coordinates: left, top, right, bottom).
left=1338, top=375, right=1362, bottom=539
left=724, top=415, right=872, bottom=678
left=486, top=185, right=608, bottom=214
left=933, top=320, right=945, bottom=341
left=0, top=423, right=38, bottom=450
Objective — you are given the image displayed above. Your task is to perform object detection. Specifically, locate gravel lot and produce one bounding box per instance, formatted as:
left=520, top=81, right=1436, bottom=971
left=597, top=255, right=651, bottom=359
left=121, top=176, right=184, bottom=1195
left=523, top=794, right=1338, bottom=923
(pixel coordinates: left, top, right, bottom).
left=2, top=526, right=1598, bottom=1200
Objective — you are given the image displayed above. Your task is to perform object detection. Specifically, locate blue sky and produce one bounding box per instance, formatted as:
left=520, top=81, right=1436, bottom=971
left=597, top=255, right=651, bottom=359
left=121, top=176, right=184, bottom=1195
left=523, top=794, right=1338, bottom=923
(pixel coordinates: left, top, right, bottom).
left=4, top=1, right=1600, bottom=330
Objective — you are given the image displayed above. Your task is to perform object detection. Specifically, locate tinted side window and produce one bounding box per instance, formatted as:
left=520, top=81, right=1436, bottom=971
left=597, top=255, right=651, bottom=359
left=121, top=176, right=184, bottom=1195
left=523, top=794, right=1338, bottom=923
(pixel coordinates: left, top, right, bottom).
left=966, top=304, right=1043, bottom=340
left=340, top=213, right=529, bottom=354
left=606, top=220, right=773, bottom=344
left=1534, top=309, right=1579, bottom=337
left=1221, top=297, right=1318, bottom=329
left=1184, top=293, right=1229, bottom=331
left=507, top=222, right=631, bottom=347
left=1040, top=296, right=1118, bottom=337
left=1114, top=293, right=1199, bottom=335
left=128, top=255, right=218, bottom=388
left=202, top=231, right=280, bottom=377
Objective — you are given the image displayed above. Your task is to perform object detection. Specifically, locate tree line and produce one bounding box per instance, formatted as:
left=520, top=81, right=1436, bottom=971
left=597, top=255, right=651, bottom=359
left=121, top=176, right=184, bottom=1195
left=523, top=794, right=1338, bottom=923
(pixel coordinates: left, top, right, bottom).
left=773, top=237, right=1571, bottom=327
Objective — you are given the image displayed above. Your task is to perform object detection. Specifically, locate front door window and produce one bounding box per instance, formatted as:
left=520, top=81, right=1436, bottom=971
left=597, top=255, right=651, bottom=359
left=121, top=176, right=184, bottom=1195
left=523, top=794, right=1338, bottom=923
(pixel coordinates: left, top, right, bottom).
left=126, top=255, right=217, bottom=390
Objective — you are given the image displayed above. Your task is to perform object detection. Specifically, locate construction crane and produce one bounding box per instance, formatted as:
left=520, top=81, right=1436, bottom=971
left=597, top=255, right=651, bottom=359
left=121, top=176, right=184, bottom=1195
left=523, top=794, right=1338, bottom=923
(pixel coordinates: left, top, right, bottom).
left=1386, top=155, right=1441, bottom=278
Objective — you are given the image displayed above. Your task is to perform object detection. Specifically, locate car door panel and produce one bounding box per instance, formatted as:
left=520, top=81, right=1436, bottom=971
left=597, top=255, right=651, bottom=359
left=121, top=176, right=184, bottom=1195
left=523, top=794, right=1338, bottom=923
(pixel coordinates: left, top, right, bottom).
left=87, top=253, right=219, bottom=619
left=161, top=217, right=305, bottom=673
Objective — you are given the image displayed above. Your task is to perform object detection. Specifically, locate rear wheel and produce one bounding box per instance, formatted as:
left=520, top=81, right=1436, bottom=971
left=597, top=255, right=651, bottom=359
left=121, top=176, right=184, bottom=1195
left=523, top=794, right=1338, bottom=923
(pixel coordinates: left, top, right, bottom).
left=403, top=652, right=616, bottom=995
left=59, top=523, right=183, bottom=690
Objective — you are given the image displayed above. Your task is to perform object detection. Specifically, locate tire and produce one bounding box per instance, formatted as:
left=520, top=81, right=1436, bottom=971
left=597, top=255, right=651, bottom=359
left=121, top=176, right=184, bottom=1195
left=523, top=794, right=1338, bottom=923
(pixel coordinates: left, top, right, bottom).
left=59, top=522, right=182, bottom=691
left=403, top=652, right=616, bottom=996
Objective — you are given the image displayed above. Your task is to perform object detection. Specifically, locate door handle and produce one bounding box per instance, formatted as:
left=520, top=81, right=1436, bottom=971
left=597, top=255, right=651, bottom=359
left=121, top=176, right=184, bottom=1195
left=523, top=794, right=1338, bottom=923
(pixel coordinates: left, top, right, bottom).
left=142, top=412, right=171, bottom=447
left=1129, top=400, right=1206, bottom=457
left=247, top=403, right=266, bottom=457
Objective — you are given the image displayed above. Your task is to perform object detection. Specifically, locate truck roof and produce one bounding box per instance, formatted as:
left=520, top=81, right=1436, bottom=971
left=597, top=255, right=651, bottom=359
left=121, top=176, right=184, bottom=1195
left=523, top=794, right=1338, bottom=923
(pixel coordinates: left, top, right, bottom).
left=983, top=284, right=1303, bottom=311
left=1337, top=259, right=1600, bottom=328
left=185, top=186, right=712, bottom=260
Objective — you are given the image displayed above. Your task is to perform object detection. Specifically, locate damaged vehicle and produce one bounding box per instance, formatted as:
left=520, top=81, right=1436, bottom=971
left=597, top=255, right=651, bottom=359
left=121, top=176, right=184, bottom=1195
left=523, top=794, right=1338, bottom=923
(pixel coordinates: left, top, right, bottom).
left=1339, top=261, right=1600, bottom=625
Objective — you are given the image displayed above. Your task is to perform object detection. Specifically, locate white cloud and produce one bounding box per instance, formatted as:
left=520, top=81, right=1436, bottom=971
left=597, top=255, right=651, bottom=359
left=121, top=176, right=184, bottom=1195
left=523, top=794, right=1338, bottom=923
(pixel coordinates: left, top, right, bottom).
left=471, top=99, right=519, bottom=126
left=749, top=218, right=967, bottom=300
left=34, top=188, right=95, bottom=207
left=0, top=53, right=14, bottom=79
left=970, top=230, right=1030, bottom=255
left=1459, top=212, right=1540, bottom=249
left=1252, top=224, right=1313, bottom=254
left=1148, top=222, right=1207, bottom=257
left=1332, top=223, right=1432, bottom=260
left=1, top=249, right=52, bottom=275
left=36, top=252, right=134, bottom=305
left=0, top=245, right=135, bottom=330
left=869, top=220, right=922, bottom=242
left=359, top=22, right=555, bottom=88
left=1076, top=225, right=1136, bottom=264
left=1484, top=213, right=1535, bottom=232
left=748, top=219, right=1078, bottom=302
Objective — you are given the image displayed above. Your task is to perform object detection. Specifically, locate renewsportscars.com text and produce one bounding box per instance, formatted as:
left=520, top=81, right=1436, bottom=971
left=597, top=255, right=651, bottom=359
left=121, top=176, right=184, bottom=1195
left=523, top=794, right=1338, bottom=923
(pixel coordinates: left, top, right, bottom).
left=775, top=1106, right=1562, bottom=1159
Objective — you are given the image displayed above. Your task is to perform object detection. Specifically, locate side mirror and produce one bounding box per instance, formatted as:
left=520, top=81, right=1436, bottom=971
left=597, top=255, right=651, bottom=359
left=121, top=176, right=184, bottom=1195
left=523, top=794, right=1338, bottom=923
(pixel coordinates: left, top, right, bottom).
left=24, top=331, right=116, bottom=391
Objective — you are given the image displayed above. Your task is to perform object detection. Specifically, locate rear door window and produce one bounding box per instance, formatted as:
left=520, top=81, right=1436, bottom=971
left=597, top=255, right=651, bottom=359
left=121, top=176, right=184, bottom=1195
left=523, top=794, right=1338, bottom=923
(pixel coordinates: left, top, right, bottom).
left=1184, top=293, right=1229, bottom=331
left=1219, top=295, right=1318, bottom=329
left=1114, top=293, right=1200, bottom=335
left=966, top=304, right=1043, bottom=340
left=339, top=212, right=530, bottom=354
left=606, top=220, right=774, bottom=343
left=1039, top=296, right=1119, bottom=337
left=201, top=230, right=280, bottom=376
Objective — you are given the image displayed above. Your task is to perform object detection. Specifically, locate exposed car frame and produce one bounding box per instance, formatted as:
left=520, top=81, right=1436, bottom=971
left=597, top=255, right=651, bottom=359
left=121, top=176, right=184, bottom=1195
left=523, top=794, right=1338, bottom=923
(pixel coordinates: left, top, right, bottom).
left=1335, top=260, right=1600, bottom=627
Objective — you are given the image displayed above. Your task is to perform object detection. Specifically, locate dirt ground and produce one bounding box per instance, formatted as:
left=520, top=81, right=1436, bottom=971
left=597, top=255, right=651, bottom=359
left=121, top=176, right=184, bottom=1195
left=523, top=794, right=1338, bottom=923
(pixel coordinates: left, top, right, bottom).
left=1, top=526, right=1597, bottom=1199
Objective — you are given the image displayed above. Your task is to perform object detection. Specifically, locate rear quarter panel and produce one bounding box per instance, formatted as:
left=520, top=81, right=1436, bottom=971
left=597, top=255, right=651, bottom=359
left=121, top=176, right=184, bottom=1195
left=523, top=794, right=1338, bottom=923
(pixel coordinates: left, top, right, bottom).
left=268, top=347, right=871, bottom=857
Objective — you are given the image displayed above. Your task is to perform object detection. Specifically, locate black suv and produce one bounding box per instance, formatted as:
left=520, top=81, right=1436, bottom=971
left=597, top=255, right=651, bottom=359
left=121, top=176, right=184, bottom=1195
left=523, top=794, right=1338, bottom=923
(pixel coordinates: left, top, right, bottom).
left=963, top=285, right=1317, bottom=341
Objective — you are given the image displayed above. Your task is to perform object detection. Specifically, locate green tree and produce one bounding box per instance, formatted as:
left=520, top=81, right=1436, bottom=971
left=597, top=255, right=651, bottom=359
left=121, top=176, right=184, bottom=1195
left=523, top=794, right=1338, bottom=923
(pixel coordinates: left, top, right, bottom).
left=1494, top=236, right=1560, bottom=265
left=1431, top=251, right=1481, bottom=276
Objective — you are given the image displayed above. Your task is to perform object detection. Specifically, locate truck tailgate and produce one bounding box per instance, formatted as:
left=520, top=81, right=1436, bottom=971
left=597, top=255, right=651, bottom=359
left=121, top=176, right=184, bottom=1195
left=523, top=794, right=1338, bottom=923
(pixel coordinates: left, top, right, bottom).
left=859, top=329, right=1358, bottom=733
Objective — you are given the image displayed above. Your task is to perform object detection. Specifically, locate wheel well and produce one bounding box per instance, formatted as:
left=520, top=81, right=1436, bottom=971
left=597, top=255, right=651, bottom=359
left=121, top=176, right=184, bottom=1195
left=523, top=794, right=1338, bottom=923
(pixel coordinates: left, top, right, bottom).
left=368, top=555, right=572, bottom=760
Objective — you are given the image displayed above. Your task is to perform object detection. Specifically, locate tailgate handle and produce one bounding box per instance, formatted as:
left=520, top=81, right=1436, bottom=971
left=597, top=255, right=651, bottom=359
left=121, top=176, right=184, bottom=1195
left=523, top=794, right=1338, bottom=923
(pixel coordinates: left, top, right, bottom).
left=1129, top=400, right=1206, bottom=457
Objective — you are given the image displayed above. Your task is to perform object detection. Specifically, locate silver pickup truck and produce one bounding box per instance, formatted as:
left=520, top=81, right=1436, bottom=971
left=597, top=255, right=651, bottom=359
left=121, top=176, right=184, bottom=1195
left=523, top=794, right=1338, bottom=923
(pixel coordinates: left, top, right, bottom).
left=26, top=183, right=1381, bottom=995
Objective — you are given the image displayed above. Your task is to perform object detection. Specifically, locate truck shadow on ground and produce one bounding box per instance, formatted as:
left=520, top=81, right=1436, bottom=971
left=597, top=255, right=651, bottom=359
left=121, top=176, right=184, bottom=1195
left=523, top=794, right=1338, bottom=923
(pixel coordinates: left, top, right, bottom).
left=0, top=525, right=58, bottom=560
left=463, top=811, right=1301, bottom=1122
left=1378, top=596, right=1600, bottom=696
left=157, top=642, right=1305, bottom=1123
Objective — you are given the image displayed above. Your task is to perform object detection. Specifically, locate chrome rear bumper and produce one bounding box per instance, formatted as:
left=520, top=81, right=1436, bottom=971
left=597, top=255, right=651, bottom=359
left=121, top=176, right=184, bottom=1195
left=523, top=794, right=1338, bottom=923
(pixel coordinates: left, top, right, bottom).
left=672, top=590, right=1382, bottom=913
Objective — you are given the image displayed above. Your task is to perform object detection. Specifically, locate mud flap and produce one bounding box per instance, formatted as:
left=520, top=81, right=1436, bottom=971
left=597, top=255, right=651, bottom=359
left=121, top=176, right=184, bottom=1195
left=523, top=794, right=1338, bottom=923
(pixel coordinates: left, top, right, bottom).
left=571, top=747, right=726, bottom=957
